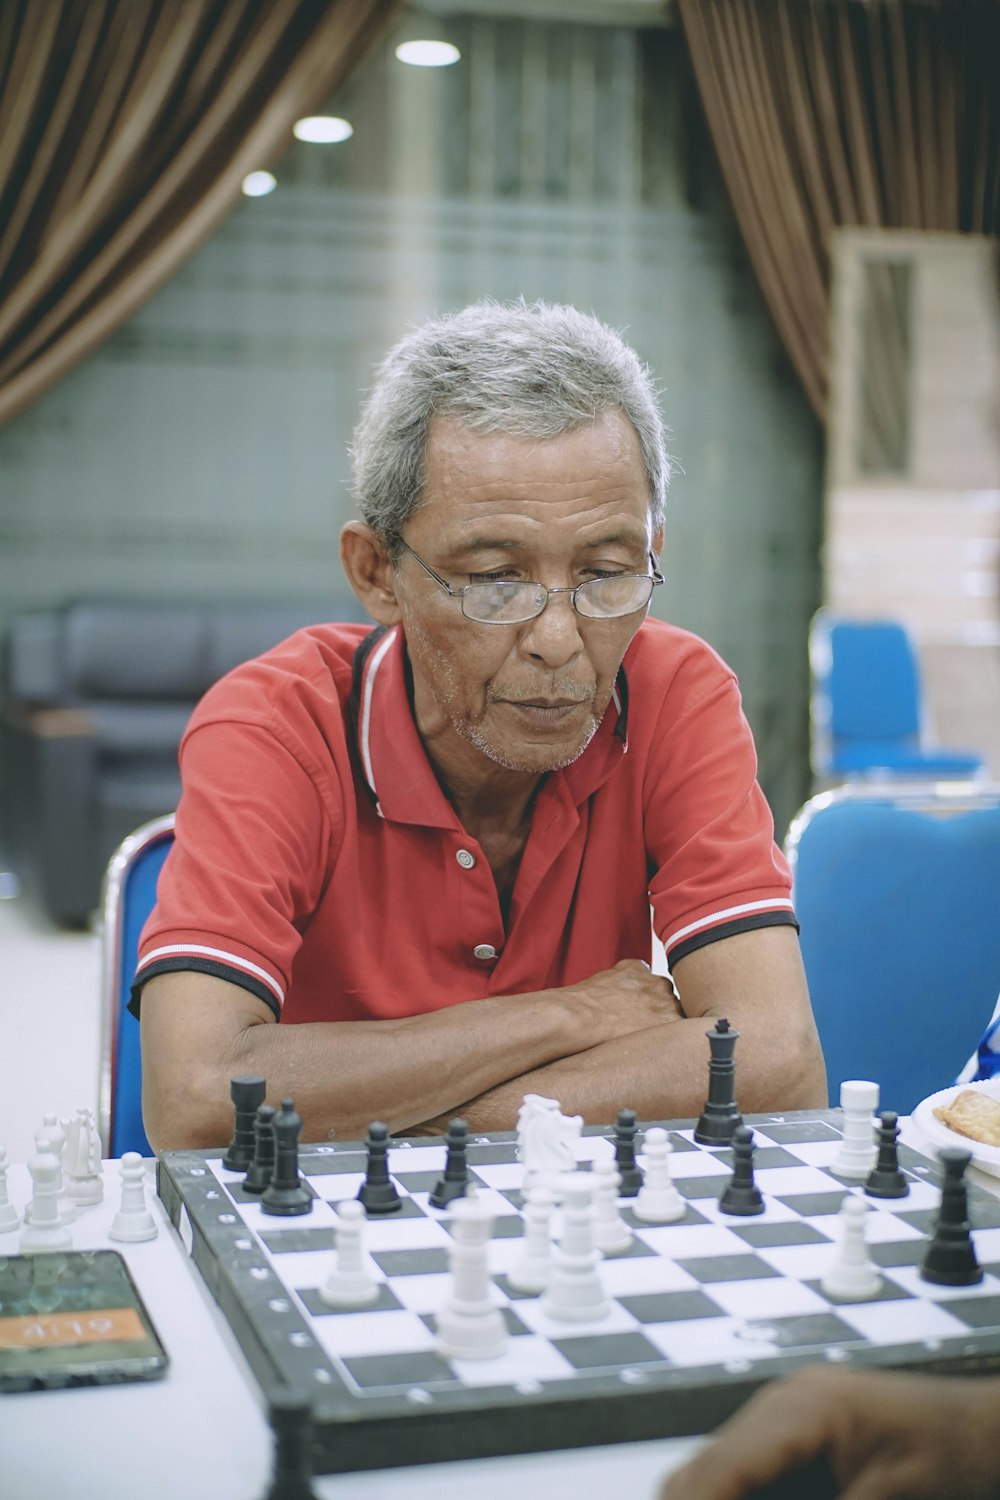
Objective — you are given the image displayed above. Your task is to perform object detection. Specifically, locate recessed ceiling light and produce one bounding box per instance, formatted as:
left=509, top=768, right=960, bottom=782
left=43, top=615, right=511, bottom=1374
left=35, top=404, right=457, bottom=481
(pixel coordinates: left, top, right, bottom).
left=242, top=170, right=277, bottom=198
left=395, top=39, right=461, bottom=67
left=293, top=116, right=353, bottom=144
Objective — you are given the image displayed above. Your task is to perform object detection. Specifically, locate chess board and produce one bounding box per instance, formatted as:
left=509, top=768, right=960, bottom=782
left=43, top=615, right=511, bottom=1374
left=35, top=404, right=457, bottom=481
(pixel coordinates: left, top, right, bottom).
left=156, top=1111, right=1000, bottom=1475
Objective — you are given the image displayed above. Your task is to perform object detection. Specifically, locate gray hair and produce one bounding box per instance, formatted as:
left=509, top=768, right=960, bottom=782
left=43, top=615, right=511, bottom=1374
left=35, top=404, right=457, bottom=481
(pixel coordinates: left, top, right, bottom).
left=350, top=299, right=670, bottom=550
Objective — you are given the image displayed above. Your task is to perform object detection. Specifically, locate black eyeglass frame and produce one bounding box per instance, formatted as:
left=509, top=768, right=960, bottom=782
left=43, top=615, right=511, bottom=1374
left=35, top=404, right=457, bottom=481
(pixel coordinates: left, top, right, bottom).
left=396, top=539, right=664, bottom=624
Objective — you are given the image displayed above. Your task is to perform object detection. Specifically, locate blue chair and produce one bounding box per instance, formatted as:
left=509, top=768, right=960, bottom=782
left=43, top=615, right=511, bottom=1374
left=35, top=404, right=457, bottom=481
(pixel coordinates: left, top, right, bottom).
left=785, top=784, right=1000, bottom=1115
left=99, top=814, right=175, bottom=1157
left=809, top=612, right=985, bottom=780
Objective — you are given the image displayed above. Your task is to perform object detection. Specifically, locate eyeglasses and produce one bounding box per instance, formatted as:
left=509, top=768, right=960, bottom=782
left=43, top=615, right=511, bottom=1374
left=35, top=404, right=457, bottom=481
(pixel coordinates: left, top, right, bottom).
left=398, top=540, right=664, bottom=625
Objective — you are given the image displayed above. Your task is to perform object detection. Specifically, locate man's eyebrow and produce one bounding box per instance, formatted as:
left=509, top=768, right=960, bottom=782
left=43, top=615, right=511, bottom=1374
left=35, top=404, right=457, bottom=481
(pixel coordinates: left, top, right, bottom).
left=445, top=530, right=647, bottom=558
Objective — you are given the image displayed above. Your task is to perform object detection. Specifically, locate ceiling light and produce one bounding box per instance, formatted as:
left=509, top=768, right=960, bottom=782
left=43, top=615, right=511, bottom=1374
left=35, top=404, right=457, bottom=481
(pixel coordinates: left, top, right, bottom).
left=293, top=116, right=353, bottom=144
left=242, top=170, right=277, bottom=198
left=395, top=39, right=461, bottom=67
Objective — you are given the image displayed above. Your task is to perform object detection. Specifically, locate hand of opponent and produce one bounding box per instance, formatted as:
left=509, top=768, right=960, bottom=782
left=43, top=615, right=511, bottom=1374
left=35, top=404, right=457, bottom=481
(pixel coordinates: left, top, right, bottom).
left=658, top=1366, right=1000, bottom=1500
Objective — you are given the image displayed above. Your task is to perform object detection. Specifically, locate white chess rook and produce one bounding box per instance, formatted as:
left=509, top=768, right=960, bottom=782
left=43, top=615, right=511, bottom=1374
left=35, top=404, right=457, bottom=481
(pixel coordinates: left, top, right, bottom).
left=321, top=1199, right=378, bottom=1307
left=508, top=1181, right=555, bottom=1293
left=20, top=1151, right=73, bottom=1253
left=541, top=1174, right=610, bottom=1323
left=591, top=1156, right=633, bottom=1254
left=831, top=1080, right=879, bottom=1181
left=821, top=1193, right=882, bottom=1300
left=436, top=1194, right=508, bottom=1360
left=109, top=1151, right=158, bottom=1243
left=633, top=1128, right=685, bottom=1224
left=0, top=1147, right=19, bottom=1232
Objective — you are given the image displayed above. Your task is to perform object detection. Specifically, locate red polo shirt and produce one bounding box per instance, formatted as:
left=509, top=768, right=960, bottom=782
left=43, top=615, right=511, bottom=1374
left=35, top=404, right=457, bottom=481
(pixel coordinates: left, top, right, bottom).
left=132, top=619, right=795, bottom=1023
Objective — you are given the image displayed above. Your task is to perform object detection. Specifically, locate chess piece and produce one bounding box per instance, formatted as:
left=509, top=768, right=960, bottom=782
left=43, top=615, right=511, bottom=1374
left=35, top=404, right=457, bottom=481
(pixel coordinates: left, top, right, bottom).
left=222, top=1075, right=266, bottom=1172
left=64, top=1107, right=103, bottom=1205
left=263, top=1390, right=321, bottom=1500
left=613, top=1108, right=644, bottom=1197
left=865, top=1111, right=909, bottom=1199
left=541, top=1174, right=610, bottom=1323
left=518, top=1095, right=583, bottom=1193
left=20, top=1151, right=73, bottom=1252
left=830, top=1079, right=879, bottom=1181
left=357, top=1121, right=402, bottom=1214
left=0, top=1146, right=20, bottom=1231
left=320, top=1200, right=378, bottom=1307
left=436, top=1193, right=508, bottom=1359
left=718, top=1125, right=765, bottom=1216
left=634, top=1127, right=685, bottom=1223
left=25, top=1116, right=75, bottom=1226
left=429, top=1118, right=470, bottom=1209
left=261, top=1101, right=312, bottom=1217
left=244, top=1104, right=277, bottom=1195
left=591, top=1154, right=633, bottom=1253
left=921, top=1148, right=983, bottom=1287
left=821, top=1193, right=882, bottom=1300
left=694, top=1018, right=743, bottom=1145
left=508, top=1180, right=555, bottom=1293
left=109, top=1151, right=157, bottom=1242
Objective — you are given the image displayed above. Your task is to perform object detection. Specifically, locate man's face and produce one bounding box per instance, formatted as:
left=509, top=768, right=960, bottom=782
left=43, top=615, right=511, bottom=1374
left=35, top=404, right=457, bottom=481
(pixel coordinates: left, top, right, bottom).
left=395, top=410, right=659, bottom=780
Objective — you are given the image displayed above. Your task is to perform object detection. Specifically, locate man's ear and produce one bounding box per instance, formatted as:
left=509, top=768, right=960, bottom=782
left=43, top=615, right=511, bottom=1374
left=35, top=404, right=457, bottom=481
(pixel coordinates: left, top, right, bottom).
left=340, top=522, right=403, bottom=625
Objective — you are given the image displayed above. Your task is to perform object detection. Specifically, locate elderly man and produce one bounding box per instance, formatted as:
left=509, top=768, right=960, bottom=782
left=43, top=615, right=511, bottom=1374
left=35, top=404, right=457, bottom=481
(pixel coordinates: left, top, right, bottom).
left=135, top=299, right=825, bottom=1150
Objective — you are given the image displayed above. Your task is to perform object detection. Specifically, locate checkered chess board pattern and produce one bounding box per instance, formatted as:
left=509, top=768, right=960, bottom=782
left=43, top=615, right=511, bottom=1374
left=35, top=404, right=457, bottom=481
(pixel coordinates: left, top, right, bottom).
left=156, top=1112, right=1000, bottom=1474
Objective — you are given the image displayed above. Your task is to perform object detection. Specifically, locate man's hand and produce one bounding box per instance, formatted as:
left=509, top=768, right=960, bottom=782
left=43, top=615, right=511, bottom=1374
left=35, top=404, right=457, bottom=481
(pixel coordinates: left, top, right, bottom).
left=560, top=959, right=684, bottom=1040
left=658, top=1366, right=1000, bottom=1500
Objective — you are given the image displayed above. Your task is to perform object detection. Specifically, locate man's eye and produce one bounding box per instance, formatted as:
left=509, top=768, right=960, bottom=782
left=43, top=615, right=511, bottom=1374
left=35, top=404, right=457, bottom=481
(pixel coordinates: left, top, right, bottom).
left=469, top=571, right=518, bottom=583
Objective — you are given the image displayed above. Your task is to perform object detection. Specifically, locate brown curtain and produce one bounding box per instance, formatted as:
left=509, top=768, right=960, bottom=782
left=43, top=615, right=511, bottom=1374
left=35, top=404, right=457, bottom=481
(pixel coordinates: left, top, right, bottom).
left=0, top=0, right=402, bottom=427
left=676, top=0, right=1000, bottom=420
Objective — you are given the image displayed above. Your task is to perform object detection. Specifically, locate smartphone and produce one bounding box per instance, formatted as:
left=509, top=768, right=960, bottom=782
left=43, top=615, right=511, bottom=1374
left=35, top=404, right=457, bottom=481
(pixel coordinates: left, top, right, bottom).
left=0, top=1249, right=168, bottom=1392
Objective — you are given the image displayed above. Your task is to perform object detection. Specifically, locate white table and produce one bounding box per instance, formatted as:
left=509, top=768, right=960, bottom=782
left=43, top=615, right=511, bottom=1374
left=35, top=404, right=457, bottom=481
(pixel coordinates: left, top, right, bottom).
left=2, top=1124, right=996, bottom=1500
left=0, top=1159, right=700, bottom=1500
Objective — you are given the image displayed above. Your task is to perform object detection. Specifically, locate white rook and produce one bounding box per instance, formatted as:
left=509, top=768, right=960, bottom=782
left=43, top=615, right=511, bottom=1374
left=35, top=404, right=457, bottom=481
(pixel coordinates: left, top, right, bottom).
left=831, top=1080, right=879, bottom=1181
left=541, top=1173, right=609, bottom=1322
left=436, top=1193, right=508, bottom=1360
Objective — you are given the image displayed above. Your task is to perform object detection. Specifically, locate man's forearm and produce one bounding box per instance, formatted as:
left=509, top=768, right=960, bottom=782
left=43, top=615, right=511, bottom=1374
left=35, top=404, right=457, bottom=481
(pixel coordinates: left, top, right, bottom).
left=419, top=1006, right=827, bottom=1133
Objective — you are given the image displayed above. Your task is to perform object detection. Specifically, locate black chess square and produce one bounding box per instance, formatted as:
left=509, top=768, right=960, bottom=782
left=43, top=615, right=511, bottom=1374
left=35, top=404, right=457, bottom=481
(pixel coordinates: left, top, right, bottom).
left=893, top=1209, right=939, bottom=1234
left=674, top=1255, right=781, bottom=1284
left=342, top=1351, right=457, bottom=1389
left=675, top=1176, right=733, bottom=1200
left=869, top=1241, right=925, bottom=1269
left=730, top=1221, right=833, bottom=1249
left=551, top=1332, right=668, bottom=1370
left=259, top=1226, right=335, bottom=1254
left=299, top=1283, right=403, bottom=1317
left=623, top=1203, right=708, bottom=1231
left=299, top=1152, right=367, bottom=1176
left=938, top=1295, right=1000, bottom=1329
left=759, top=1311, right=863, bottom=1348
left=807, top=1276, right=913, bottom=1306
left=752, top=1120, right=841, bottom=1145
left=372, top=1247, right=452, bottom=1276
left=418, top=1306, right=531, bottom=1338
left=344, top=1195, right=426, bottom=1221
left=227, top=1178, right=318, bottom=1205
left=617, top=1290, right=725, bottom=1324
left=777, top=1191, right=849, bottom=1217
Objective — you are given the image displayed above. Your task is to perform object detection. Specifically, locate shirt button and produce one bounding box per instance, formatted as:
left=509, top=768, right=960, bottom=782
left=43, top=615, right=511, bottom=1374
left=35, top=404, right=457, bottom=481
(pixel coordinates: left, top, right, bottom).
left=473, top=944, right=498, bottom=961
left=456, top=849, right=476, bottom=869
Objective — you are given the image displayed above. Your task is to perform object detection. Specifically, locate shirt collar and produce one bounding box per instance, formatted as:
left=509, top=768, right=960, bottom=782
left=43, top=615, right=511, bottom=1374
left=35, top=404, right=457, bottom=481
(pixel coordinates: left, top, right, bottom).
left=350, top=624, right=630, bottom=827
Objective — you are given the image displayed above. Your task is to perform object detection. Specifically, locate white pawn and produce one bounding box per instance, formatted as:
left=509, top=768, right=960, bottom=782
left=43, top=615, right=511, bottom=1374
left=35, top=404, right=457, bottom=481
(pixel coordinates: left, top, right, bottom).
left=634, top=1128, right=685, bottom=1224
left=20, top=1151, right=73, bottom=1253
left=436, top=1192, right=508, bottom=1360
left=830, top=1080, right=879, bottom=1181
left=541, top=1173, right=609, bottom=1323
left=64, top=1108, right=103, bottom=1206
left=108, top=1152, right=157, bottom=1243
left=321, top=1200, right=378, bottom=1307
left=0, top=1147, right=20, bottom=1232
left=590, top=1155, right=632, bottom=1255
left=25, top=1116, right=75, bottom=1226
left=508, top=1181, right=554, bottom=1293
left=821, top=1193, right=882, bottom=1300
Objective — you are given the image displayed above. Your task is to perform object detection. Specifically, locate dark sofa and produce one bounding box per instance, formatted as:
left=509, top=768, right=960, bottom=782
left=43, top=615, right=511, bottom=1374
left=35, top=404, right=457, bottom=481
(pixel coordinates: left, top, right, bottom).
left=0, top=596, right=368, bottom=926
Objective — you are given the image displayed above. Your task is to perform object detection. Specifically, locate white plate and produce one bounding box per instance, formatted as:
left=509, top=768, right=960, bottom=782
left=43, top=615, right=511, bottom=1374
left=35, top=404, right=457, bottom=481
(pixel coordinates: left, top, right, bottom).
left=911, top=1079, right=1000, bottom=1178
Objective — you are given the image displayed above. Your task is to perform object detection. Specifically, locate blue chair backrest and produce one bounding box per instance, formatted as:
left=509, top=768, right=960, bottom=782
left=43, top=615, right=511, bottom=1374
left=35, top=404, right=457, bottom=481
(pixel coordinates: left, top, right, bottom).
left=787, top=789, right=1000, bottom=1114
left=827, top=620, right=921, bottom=744
left=101, top=817, right=175, bottom=1157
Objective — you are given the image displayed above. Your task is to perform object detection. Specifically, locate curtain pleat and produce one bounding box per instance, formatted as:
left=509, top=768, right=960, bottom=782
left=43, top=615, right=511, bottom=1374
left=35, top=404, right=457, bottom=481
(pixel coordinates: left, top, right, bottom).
left=677, top=0, right=1000, bottom=421
left=0, top=0, right=402, bottom=427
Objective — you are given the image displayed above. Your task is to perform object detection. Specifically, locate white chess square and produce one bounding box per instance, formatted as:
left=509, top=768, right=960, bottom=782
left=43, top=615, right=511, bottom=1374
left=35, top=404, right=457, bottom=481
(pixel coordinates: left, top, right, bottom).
left=449, top=1335, right=575, bottom=1386
left=643, top=1315, right=777, bottom=1367
left=888, top=1266, right=1000, bottom=1302
left=833, top=1298, right=970, bottom=1344
left=599, top=1254, right=702, bottom=1296
left=632, top=1222, right=751, bottom=1260
left=362, top=1216, right=452, bottom=1252
left=663, top=1151, right=730, bottom=1180
left=515, top=1297, right=638, bottom=1340
left=698, top=1196, right=800, bottom=1227
left=387, top=1145, right=447, bottom=1174
left=706, top=1277, right=831, bottom=1320
left=756, top=1166, right=845, bottom=1197
left=388, top=1272, right=461, bottom=1314
left=753, top=1242, right=842, bottom=1281
left=313, top=1308, right=438, bottom=1359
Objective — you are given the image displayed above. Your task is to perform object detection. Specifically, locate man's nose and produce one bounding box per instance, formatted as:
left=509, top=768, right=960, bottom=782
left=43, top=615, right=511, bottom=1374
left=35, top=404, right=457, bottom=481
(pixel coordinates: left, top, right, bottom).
left=517, top=589, right=585, bottom=667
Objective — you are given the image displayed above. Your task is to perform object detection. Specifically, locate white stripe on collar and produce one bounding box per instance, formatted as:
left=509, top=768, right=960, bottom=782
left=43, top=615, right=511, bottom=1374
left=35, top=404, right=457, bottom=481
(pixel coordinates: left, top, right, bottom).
left=360, top=626, right=398, bottom=817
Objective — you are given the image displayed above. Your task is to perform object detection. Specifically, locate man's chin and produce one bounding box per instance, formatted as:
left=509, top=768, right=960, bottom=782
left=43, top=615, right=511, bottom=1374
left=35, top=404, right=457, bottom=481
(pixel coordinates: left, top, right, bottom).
left=465, top=722, right=598, bottom=775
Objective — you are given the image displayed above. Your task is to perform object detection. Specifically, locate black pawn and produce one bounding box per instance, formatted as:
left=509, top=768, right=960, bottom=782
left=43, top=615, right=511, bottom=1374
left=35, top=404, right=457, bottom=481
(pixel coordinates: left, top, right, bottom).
left=921, top=1148, right=983, bottom=1287
left=719, top=1124, right=765, bottom=1216
left=614, top=1109, right=644, bottom=1198
left=262, top=1390, right=319, bottom=1500
left=261, top=1100, right=312, bottom=1217
left=694, top=1018, right=743, bottom=1145
left=865, top=1111, right=909, bottom=1199
left=222, top=1075, right=266, bottom=1171
left=357, top=1121, right=402, bottom=1214
left=429, top=1118, right=470, bottom=1209
left=244, top=1104, right=277, bottom=1195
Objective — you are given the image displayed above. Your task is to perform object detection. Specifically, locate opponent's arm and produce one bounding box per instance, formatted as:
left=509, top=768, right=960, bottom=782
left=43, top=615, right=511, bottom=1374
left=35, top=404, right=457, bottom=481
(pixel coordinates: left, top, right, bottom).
left=139, top=958, right=679, bottom=1151
left=658, top=1365, right=1000, bottom=1500
left=414, top=927, right=826, bottom=1132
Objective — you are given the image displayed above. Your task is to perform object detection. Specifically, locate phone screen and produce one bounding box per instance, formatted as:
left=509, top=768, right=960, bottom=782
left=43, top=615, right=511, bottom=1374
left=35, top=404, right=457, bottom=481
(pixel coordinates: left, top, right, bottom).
left=0, top=1249, right=168, bottom=1391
